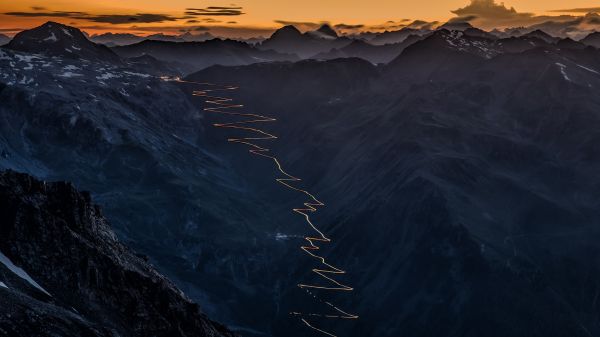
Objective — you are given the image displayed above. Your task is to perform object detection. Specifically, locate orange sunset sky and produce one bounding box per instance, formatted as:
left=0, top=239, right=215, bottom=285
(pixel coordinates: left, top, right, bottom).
left=1, top=0, right=600, bottom=38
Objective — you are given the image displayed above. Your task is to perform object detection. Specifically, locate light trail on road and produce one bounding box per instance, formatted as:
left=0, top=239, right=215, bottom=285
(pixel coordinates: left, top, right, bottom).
left=171, top=77, right=358, bottom=336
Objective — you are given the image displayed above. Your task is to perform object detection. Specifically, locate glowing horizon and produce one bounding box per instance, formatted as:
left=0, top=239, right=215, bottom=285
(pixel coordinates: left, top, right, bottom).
left=1, top=0, right=600, bottom=38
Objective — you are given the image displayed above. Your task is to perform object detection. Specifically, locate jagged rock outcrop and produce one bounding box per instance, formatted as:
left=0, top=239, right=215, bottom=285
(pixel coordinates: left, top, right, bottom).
left=0, top=170, right=236, bottom=337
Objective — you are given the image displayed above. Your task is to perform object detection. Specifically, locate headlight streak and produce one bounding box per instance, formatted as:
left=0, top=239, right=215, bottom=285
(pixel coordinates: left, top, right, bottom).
left=173, top=77, right=358, bottom=336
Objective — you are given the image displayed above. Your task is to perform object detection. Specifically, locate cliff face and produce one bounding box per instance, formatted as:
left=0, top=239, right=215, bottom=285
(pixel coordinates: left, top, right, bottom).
left=0, top=170, right=235, bottom=337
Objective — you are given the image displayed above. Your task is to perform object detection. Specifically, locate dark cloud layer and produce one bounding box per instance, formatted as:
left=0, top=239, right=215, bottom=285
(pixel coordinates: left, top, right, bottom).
left=4, top=5, right=245, bottom=25
left=334, top=24, right=365, bottom=30
left=548, top=7, right=600, bottom=14
left=4, top=11, right=86, bottom=18
left=84, top=14, right=183, bottom=24
left=185, top=6, right=244, bottom=16
left=5, top=10, right=186, bottom=24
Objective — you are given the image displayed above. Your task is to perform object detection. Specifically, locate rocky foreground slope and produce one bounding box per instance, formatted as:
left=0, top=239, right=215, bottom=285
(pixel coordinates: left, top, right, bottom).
left=0, top=170, right=235, bottom=337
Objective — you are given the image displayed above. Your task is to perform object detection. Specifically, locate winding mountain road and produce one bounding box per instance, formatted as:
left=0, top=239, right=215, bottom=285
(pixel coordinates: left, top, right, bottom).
left=170, top=77, right=358, bottom=336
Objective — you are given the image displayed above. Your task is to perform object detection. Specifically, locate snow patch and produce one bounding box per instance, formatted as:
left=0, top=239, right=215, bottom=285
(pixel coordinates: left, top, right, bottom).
left=0, top=282, right=7, bottom=289
left=61, top=28, right=73, bottom=37
left=0, top=250, right=51, bottom=296
left=18, top=77, right=34, bottom=85
left=63, top=65, right=80, bottom=71
left=44, top=32, right=57, bottom=42
left=59, top=72, right=83, bottom=78
left=15, top=54, right=40, bottom=62
left=124, top=71, right=151, bottom=78
left=96, top=72, right=119, bottom=80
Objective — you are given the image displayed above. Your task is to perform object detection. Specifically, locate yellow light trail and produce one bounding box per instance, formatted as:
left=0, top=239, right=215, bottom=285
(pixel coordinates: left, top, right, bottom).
left=172, top=78, right=358, bottom=336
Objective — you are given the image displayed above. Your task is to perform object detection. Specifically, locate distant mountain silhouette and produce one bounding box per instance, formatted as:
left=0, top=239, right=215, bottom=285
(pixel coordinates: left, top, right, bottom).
left=6, top=22, right=120, bottom=63
left=581, top=31, right=600, bottom=48
left=368, top=27, right=431, bottom=45
left=439, top=21, right=474, bottom=31
left=113, top=38, right=298, bottom=74
left=312, top=35, right=424, bottom=64
left=258, top=25, right=351, bottom=58
left=89, top=33, right=145, bottom=47
left=463, top=27, right=498, bottom=39
left=91, top=32, right=215, bottom=47
left=556, top=38, right=587, bottom=50
left=308, top=24, right=339, bottom=39
left=147, top=32, right=214, bottom=43
left=521, top=29, right=559, bottom=44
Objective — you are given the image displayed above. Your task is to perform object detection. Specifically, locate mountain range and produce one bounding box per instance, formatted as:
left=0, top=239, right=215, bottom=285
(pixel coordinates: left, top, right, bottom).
left=112, top=38, right=298, bottom=74
left=2, top=20, right=600, bottom=337
left=187, top=29, right=600, bottom=336
left=90, top=31, right=215, bottom=47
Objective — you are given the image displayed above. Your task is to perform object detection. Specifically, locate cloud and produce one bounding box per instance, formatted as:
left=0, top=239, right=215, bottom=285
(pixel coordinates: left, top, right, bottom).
left=448, top=15, right=478, bottom=23
left=185, top=6, right=244, bottom=16
left=83, top=14, right=183, bottom=24
left=406, top=20, right=439, bottom=30
left=5, top=5, right=244, bottom=25
left=452, top=0, right=534, bottom=19
left=227, top=21, right=237, bottom=24
left=4, top=11, right=185, bottom=24
left=202, top=18, right=223, bottom=23
left=548, top=7, right=600, bottom=14
left=334, top=24, right=365, bottom=30
left=449, top=0, right=600, bottom=35
left=526, top=13, right=600, bottom=38
left=4, top=11, right=86, bottom=18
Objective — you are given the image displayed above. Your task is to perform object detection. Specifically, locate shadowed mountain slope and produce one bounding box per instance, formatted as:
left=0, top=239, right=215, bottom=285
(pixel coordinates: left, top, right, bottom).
left=0, top=170, right=236, bottom=337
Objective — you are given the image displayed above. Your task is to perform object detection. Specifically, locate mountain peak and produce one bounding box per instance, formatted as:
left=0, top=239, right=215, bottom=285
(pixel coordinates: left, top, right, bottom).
left=272, top=25, right=302, bottom=38
left=6, top=21, right=120, bottom=63
left=522, top=29, right=558, bottom=43
left=317, top=24, right=339, bottom=38
left=439, top=21, right=474, bottom=31
left=581, top=31, right=600, bottom=48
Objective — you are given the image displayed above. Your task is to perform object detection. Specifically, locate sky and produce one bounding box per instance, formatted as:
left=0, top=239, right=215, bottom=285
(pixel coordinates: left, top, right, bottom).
left=1, top=0, right=600, bottom=38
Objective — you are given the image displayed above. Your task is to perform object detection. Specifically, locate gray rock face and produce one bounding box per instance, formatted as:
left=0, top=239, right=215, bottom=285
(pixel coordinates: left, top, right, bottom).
left=0, top=170, right=236, bottom=337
